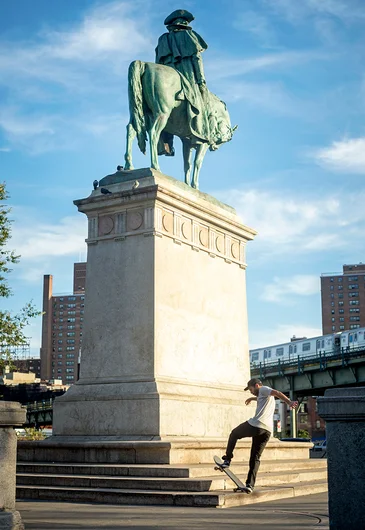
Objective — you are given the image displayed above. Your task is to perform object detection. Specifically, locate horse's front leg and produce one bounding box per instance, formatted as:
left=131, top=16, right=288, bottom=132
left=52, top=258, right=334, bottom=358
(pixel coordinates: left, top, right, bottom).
left=181, top=139, right=193, bottom=186
left=148, top=114, right=169, bottom=171
left=191, top=143, right=209, bottom=190
left=124, top=122, right=136, bottom=170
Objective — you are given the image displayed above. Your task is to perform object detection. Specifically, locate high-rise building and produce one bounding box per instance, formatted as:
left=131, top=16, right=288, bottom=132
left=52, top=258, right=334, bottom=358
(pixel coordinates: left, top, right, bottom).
left=321, top=263, right=365, bottom=335
left=40, top=263, right=86, bottom=383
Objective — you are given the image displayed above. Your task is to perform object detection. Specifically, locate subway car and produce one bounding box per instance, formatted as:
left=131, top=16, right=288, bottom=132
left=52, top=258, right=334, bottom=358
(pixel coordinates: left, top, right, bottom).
left=249, top=328, right=365, bottom=366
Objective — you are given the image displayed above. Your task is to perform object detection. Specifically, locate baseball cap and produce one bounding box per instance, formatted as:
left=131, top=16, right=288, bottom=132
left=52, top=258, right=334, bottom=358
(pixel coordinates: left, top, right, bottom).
left=244, top=378, right=262, bottom=391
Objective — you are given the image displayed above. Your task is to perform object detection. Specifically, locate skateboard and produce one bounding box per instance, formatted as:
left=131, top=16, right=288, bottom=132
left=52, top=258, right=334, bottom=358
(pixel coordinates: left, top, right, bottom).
left=213, top=455, right=250, bottom=493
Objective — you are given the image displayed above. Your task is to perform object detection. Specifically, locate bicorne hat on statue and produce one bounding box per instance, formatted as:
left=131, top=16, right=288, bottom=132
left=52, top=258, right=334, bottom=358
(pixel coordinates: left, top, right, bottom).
left=164, top=9, right=195, bottom=27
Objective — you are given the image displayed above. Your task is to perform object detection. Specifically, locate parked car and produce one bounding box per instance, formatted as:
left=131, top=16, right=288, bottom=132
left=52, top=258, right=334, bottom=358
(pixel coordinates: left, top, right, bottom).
left=280, top=437, right=311, bottom=442
left=312, top=440, right=326, bottom=451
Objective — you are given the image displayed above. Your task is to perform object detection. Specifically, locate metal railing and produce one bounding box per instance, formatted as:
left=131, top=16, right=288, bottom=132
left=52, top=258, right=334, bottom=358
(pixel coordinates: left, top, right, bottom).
left=251, top=345, right=365, bottom=378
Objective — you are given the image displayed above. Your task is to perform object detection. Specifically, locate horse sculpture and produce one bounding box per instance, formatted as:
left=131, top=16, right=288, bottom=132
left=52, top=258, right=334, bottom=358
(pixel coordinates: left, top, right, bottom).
left=124, top=60, right=236, bottom=190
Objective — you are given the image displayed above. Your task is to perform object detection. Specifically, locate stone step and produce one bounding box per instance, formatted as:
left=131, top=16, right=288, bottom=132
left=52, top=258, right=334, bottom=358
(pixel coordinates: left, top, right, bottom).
left=17, top=458, right=326, bottom=478
left=16, top=480, right=328, bottom=508
left=17, top=439, right=312, bottom=464
left=16, top=467, right=327, bottom=492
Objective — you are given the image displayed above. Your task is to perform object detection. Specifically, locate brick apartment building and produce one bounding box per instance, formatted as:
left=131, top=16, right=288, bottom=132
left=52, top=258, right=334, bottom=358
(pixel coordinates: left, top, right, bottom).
left=13, top=358, right=41, bottom=379
left=321, top=263, right=365, bottom=335
left=40, top=263, right=86, bottom=383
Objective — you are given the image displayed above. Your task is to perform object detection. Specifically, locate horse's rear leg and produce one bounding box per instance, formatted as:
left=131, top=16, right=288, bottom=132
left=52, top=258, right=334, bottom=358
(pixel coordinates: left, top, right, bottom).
left=191, top=143, right=208, bottom=190
left=124, top=122, right=136, bottom=170
left=148, top=114, right=169, bottom=171
left=182, top=139, right=193, bottom=186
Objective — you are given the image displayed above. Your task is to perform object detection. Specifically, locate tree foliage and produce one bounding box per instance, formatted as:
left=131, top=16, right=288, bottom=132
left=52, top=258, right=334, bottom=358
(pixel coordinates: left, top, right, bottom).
left=0, top=183, right=41, bottom=369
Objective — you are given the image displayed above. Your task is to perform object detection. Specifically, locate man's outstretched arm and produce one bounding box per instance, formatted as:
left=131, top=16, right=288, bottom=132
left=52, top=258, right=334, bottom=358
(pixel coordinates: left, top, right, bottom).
left=270, top=389, right=298, bottom=409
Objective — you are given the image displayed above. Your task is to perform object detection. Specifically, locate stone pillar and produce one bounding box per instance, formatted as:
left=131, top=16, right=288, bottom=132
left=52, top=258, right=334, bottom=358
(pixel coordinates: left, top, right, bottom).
left=0, top=402, right=26, bottom=530
left=317, top=387, right=365, bottom=530
left=52, top=168, right=256, bottom=440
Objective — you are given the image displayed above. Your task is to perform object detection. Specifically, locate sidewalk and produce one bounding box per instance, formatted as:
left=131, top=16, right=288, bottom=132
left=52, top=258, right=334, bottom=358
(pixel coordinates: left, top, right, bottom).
left=17, top=492, right=329, bottom=529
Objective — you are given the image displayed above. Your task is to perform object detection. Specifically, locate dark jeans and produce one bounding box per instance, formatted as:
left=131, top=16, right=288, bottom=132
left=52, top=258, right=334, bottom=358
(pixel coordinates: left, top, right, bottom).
left=224, top=421, right=271, bottom=488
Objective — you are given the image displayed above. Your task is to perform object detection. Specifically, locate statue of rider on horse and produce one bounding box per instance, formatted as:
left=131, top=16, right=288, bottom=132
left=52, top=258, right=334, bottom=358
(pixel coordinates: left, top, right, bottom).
left=124, top=9, right=236, bottom=189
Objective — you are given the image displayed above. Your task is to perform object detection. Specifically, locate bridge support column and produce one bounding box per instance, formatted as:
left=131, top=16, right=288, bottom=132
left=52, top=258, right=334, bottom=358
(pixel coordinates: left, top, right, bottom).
left=289, top=390, right=298, bottom=438
left=318, top=387, right=365, bottom=530
left=0, top=402, right=26, bottom=529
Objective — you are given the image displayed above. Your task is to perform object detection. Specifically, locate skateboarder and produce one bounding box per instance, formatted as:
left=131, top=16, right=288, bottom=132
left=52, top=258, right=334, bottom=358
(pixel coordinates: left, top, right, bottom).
left=221, top=378, right=298, bottom=493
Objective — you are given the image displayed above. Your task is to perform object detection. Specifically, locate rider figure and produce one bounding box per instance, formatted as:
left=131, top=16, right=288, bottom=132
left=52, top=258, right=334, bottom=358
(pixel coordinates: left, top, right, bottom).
left=155, top=10, right=211, bottom=155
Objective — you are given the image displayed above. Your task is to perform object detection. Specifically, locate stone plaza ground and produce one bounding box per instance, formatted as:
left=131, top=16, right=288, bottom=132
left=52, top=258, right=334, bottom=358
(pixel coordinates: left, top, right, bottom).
left=17, top=492, right=329, bottom=529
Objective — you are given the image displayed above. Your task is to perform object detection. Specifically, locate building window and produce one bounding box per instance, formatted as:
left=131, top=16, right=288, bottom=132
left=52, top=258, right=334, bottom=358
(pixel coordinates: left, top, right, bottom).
left=66, top=376, right=74, bottom=381
left=66, top=361, right=74, bottom=366
left=67, top=339, right=75, bottom=344
left=331, top=310, right=335, bottom=314
left=58, top=340, right=63, bottom=344
left=350, top=308, right=360, bottom=313
left=66, top=346, right=75, bottom=351
left=339, top=317, right=344, bottom=322
left=302, top=342, right=311, bottom=352
left=66, top=368, right=74, bottom=373
left=330, top=293, right=334, bottom=299
left=349, top=292, right=359, bottom=297
left=66, top=354, right=75, bottom=358
left=332, top=326, right=336, bottom=331
left=330, top=277, right=334, bottom=282
left=338, top=277, right=342, bottom=282
left=350, top=300, right=359, bottom=305
left=330, top=285, right=334, bottom=290
left=348, top=276, right=358, bottom=281
left=350, top=324, right=360, bottom=329
left=338, top=301, right=344, bottom=306
left=58, top=354, right=63, bottom=358
left=340, top=325, right=345, bottom=330
left=331, top=317, right=335, bottom=322
left=348, top=284, right=359, bottom=290
left=339, top=309, right=344, bottom=314
left=338, top=293, right=343, bottom=298
left=58, top=347, right=62, bottom=352
left=68, top=311, right=76, bottom=315
left=67, top=332, right=75, bottom=337
left=68, top=304, right=76, bottom=308
left=68, top=297, right=76, bottom=301
left=350, top=316, right=360, bottom=321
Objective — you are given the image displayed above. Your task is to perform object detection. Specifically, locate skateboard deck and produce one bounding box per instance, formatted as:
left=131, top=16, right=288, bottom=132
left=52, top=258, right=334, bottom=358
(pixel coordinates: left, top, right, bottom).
left=213, top=455, right=249, bottom=493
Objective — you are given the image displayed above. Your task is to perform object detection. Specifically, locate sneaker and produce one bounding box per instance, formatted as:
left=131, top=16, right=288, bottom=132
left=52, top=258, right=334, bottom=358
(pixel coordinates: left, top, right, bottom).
left=220, top=457, right=231, bottom=468
left=245, top=485, right=253, bottom=494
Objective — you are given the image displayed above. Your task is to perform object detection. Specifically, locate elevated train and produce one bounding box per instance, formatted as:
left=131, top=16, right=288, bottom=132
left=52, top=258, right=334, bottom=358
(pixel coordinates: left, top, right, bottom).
left=249, top=327, right=365, bottom=366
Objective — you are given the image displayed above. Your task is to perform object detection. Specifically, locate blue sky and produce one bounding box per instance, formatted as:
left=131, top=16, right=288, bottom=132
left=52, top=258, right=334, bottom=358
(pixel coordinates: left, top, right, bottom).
left=1, top=0, right=365, bottom=356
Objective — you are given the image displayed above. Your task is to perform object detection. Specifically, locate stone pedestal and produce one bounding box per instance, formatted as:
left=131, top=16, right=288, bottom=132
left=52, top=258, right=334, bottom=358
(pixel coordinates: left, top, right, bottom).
left=52, top=169, right=256, bottom=441
left=317, top=387, right=365, bottom=530
left=0, top=402, right=26, bottom=530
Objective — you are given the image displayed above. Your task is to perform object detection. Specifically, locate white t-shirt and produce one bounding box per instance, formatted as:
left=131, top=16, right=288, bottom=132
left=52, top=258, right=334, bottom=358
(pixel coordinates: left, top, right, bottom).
left=247, top=385, right=275, bottom=433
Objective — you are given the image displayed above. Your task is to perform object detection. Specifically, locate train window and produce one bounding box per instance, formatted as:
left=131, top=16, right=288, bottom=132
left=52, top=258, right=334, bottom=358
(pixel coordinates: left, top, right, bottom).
left=355, top=333, right=358, bottom=341
left=276, top=347, right=284, bottom=356
left=294, top=344, right=297, bottom=353
left=263, top=349, right=271, bottom=359
left=321, top=340, right=324, bottom=348
left=289, top=345, right=293, bottom=354
left=302, top=342, right=311, bottom=352
left=251, top=352, right=259, bottom=361
left=349, top=335, right=353, bottom=343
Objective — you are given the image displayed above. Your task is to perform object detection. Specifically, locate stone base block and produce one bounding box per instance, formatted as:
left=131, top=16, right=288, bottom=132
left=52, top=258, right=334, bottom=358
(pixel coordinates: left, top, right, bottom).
left=0, top=511, right=24, bottom=530
left=52, top=380, right=253, bottom=439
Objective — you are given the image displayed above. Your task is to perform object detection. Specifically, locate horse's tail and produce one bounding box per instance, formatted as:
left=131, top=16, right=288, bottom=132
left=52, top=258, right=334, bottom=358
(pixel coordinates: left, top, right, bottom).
left=128, top=60, right=147, bottom=154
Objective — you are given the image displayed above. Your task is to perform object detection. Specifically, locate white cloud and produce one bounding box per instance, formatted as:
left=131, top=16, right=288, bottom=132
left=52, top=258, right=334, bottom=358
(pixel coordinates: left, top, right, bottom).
left=11, top=215, right=87, bottom=260
left=261, top=275, right=319, bottom=302
left=249, top=324, right=323, bottom=349
left=215, top=187, right=364, bottom=259
left=313, top=137, right=365, bottom=174
left=0, top=147, right=11, bottom=152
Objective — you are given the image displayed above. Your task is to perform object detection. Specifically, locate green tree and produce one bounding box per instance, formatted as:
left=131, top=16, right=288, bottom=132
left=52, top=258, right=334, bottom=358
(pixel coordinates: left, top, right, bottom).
left=0, top=183, right=40, bottom=370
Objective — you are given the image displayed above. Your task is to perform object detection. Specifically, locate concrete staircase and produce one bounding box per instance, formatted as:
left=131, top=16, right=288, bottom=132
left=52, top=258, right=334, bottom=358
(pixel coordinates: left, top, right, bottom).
left=16, top=440, right=327, bottom=508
